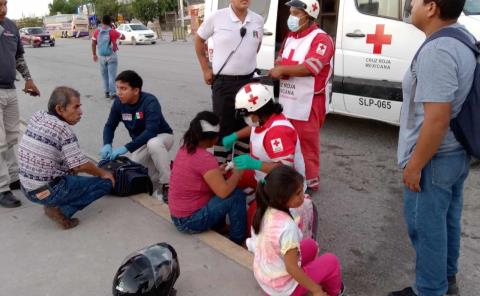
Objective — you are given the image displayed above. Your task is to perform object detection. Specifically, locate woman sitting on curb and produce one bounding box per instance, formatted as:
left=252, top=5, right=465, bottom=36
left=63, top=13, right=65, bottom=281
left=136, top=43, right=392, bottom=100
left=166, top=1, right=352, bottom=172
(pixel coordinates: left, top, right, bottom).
left=168, top=111, right=247, bottom=245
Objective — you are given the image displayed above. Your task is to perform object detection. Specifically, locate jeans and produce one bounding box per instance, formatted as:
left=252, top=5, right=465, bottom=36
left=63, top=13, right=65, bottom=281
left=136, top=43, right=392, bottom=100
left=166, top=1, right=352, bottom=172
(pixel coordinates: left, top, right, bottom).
left=22, top=175, right=112, bottom=218
left=171, top=188, right=247, bottom=244
left=403, top=149, right=470, bottom=296
left=0, top=89, right=19, bottom=193
left=99, top=53, right=118, bottom=95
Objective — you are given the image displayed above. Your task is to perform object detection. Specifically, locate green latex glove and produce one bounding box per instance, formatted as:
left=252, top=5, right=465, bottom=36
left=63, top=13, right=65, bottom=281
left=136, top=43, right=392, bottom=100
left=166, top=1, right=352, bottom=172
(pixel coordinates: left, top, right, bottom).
left=233, top=154, right=262, bottom=171
left=222, top=133, right=238, bottom=151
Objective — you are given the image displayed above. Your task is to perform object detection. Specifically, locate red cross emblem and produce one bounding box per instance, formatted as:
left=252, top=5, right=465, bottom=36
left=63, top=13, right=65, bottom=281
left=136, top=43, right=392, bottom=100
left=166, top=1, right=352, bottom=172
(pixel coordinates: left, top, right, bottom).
left=282, top=49, right=300, bottom=66
left=366, top=24, right=392, bottom=55
left=244, top=84, right=259, bottom=105
left=312, top=3, right=318, bottom=12
left=273, top=139, right=280, bottom=147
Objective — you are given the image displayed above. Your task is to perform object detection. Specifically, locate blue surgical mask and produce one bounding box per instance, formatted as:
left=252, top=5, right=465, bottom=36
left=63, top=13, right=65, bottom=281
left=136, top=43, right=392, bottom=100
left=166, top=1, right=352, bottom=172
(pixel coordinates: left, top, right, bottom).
left=287, top=15, right=303, bottom=32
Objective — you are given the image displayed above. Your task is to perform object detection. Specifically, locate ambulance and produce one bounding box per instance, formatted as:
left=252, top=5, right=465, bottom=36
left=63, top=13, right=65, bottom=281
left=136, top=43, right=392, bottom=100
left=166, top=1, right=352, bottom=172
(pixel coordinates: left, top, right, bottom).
left=204, top=0, right=480, bottom=125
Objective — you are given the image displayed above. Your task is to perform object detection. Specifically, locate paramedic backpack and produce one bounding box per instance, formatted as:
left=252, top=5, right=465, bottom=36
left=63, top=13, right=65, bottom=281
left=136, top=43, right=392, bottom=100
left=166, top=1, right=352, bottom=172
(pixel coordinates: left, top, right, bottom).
left=413, top=27, right=480, bottom=158
left=98, top=156, right=153, bottom=197
left=97, top=27, right=113, bottom=56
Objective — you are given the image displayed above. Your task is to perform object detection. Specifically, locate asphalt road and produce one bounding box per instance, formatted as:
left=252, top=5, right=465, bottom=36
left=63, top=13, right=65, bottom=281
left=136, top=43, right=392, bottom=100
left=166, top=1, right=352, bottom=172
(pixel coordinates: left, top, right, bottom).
left=16, top=38, right=480, bottom=296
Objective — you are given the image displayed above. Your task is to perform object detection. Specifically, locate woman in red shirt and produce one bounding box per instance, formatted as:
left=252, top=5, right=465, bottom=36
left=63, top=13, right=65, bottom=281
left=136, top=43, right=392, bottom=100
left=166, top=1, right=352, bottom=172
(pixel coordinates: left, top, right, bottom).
left=168, top=111, right=246, bottom=245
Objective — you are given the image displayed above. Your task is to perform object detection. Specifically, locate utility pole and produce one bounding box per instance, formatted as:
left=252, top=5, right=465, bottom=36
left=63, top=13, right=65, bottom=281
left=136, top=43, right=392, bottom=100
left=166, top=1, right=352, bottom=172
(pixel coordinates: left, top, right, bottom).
left=179, top=0, right=184, bottom=28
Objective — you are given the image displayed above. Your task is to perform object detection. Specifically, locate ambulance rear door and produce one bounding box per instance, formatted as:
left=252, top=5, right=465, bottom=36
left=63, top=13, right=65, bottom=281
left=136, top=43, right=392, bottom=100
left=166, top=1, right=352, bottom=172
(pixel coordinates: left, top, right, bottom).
left=335, top=0, right=424, bottom=125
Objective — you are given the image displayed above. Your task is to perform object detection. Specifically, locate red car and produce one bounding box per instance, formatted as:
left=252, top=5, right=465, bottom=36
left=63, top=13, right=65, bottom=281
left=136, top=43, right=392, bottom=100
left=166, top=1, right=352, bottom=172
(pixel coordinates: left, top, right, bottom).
left=19, top=27, right=55, bottom=48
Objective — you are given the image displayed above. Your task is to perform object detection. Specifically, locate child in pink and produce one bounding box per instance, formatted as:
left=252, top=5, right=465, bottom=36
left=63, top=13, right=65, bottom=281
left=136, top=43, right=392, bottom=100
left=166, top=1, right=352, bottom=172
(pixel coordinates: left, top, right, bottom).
left=250, top=166, right=343, bottom=296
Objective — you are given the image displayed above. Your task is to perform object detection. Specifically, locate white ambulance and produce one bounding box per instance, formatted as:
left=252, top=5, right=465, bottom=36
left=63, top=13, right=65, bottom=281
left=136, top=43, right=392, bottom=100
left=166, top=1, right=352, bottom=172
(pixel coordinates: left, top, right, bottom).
left=204, top=0, right=480, bottom=125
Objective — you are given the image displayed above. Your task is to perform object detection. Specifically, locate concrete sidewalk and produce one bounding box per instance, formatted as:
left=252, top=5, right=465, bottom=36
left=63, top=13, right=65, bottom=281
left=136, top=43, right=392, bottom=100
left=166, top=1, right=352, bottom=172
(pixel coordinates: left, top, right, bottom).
left=0, top=190, right=261, bottom=296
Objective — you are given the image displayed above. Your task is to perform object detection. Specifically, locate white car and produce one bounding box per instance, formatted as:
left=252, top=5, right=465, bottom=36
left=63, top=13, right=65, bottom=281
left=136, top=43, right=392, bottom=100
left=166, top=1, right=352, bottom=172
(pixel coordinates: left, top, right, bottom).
left=117, top=23, right=157, bottom=45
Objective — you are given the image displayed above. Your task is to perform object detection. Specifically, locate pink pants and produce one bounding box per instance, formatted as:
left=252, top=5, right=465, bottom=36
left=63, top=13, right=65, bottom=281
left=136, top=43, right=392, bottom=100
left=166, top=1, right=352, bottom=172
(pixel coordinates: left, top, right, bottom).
left=291, top=238, right=342, bottom=296
left=290, top=95, right=326, bottom=181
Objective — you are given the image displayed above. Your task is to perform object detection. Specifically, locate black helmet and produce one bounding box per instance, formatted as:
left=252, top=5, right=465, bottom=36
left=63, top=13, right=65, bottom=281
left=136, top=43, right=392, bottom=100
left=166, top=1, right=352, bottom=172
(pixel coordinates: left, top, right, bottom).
left=112, top=243, right=180, bottom=296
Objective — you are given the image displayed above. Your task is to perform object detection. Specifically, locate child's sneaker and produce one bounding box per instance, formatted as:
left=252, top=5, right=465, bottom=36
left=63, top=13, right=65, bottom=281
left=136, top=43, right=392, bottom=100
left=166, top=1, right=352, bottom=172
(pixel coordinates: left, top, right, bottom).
left=306, top=176, right=320, bottom=192
left=161, top=184, right=169, bottom=204
left=388, top=287, right=417, bottom=296
left=338, top=282, right=346, bottom=296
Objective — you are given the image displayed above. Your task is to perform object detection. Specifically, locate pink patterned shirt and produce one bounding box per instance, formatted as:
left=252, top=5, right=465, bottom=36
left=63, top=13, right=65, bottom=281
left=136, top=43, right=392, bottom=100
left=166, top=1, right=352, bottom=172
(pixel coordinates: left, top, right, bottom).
left=252, top=207, right=303, bottom=296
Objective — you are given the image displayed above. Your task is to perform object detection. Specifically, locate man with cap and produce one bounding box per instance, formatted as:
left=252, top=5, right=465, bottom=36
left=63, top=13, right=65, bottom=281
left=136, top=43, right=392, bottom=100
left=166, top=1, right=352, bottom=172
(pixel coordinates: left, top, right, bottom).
left=269, top=0, right=334, bottom=193
left=194, top=0, right=264, bottom=163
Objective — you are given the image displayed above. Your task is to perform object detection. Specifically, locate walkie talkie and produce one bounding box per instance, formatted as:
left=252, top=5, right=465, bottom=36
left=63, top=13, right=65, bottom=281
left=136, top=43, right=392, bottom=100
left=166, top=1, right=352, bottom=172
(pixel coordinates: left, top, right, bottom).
left=215, top=27, right=248, bottom=80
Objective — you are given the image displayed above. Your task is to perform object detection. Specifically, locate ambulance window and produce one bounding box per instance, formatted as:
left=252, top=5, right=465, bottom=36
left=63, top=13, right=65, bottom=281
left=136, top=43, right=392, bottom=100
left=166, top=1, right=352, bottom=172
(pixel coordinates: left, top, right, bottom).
left=217, top=0, right=270, bottom=23
left=355, top=0, right=402, bottom=19
left=464, top=0, right=480, bottom=15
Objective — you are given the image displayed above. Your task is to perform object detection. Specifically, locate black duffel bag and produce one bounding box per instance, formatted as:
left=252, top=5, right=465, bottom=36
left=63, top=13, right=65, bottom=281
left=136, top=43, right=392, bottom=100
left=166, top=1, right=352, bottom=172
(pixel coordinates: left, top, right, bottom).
left=98, top=156, right=153, bottom=197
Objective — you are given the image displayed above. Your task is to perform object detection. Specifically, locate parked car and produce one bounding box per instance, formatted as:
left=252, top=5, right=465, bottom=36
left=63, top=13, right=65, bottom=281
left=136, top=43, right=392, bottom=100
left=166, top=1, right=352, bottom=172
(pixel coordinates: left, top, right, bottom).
left=116, top=23, right=157, bottom=45
left=19, top=27, right=55, bottom=48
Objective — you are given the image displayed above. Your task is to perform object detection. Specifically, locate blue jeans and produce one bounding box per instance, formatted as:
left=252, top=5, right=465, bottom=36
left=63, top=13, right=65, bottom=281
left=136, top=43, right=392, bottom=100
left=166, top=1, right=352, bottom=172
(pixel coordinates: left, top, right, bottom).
left=403, top=149, right=470, bottom=296
left=22, top=175, right=112, bottom=218
left=171, top=188, right=247, bottom=244
left=99, top=53, right=118, bottom=95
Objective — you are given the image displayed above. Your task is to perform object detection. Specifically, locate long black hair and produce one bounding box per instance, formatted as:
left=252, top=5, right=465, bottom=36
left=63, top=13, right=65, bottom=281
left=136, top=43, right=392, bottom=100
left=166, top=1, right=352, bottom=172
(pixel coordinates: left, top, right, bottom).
left=182, top=111, right=220, bottom=154
left=254, top=100, right=283, bottom=117
left=252, top=165, right=304, bottom=234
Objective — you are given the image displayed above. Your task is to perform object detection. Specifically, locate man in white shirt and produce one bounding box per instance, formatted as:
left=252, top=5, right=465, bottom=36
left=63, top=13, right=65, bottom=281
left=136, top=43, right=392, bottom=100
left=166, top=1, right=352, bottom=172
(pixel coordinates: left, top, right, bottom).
left=194, top=0, right=263, bottom=163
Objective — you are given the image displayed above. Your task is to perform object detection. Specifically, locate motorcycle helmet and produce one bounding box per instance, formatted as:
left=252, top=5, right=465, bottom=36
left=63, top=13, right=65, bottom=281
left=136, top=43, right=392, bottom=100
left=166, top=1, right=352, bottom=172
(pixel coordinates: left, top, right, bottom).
left=113, top=243, right=180, bottom=296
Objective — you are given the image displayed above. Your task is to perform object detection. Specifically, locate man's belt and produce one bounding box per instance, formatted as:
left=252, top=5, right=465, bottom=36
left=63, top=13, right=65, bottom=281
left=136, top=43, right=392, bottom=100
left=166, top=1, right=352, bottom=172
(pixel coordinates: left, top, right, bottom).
left=215, top=73, right=254, bottom=81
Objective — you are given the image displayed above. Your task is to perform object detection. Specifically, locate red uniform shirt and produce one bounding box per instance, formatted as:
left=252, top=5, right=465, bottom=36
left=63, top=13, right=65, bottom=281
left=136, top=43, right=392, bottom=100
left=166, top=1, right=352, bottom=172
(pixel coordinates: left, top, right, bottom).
left=278, top=23, right=335, bottom=95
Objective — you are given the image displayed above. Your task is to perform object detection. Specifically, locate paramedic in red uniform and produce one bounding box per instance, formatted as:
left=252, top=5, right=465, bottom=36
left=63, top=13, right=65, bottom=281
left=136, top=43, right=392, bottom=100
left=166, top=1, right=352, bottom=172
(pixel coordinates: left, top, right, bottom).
left=223, top=83, right=306, bottom=231
left=269, top=0, right=334, bottom=192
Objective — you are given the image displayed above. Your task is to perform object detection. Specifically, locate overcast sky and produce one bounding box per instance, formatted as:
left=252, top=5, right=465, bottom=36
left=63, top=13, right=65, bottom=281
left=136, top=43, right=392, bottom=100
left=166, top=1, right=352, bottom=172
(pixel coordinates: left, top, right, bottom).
left=8, top=0, right=52, bottom=19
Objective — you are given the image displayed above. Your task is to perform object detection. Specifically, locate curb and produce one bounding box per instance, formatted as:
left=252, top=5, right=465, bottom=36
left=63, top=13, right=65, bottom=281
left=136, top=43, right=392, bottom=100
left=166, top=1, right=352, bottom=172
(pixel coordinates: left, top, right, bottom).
left=19, top=121, right=253, bottom=271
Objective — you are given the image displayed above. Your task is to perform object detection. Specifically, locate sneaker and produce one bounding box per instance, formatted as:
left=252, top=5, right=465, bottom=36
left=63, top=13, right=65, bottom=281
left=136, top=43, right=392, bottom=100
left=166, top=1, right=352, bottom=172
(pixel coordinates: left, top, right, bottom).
left=44, top=206, right=79, bottom=229
left=388, top=287, right=417, bottom=296
left=338, top=282, right=346, bottom=296
left=306, top=176, right=320, bottom=192
left=0, top=191, right=21, bottom=208
left=161, top=184, right=169, bottom=204
left=9, top=180, right=21, bottom=190
left=447, top=276, right=459, bottom=295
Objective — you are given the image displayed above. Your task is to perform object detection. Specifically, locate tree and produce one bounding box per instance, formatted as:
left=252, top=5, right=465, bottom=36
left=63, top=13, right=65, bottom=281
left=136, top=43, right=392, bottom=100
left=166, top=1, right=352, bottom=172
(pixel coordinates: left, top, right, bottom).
left=118, top=3, right=134, bottom=23
left=15, top=17, right=44, bottom=28
left=48, top=0, right=84, bottom=15
left=91, top=0, right=119, bottom=20
left=132, top=0, right=158, bottom=24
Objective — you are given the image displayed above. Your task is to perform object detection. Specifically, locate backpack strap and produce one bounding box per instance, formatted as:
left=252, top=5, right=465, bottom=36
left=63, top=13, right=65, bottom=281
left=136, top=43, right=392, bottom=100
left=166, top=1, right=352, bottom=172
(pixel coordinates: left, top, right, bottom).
left=407, top=27, right=479, bottom=129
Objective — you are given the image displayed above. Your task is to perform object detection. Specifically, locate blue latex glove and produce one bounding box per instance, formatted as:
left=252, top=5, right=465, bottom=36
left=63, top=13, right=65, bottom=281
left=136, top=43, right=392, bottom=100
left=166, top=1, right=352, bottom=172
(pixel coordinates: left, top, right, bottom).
left=222, top=133, right=238, bottom=151
left=99, top=144, right=112, bottom=159
left=233, top=154, right=262, bottom=171
left=110, top=146, right=128, bottom=160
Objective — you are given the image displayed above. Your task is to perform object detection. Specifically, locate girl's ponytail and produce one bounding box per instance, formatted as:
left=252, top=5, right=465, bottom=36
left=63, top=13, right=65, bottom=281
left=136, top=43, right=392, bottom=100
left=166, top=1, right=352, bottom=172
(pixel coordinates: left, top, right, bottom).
left=252, top=180, right=269, bottom=234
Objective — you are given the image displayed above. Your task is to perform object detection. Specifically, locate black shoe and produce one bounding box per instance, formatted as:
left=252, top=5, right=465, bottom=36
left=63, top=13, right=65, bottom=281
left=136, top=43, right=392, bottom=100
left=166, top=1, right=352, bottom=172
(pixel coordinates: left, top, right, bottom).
left=9, top=180, right=21, bottom=190
left=388, top=287, right=417, bottom=296
left=161, top=184, right=169, bottom=204
left=447, top=276, right=459, bottom=295
left=105, top=92, right=109, bottom=98
left=0, top=191, right=21, bottom=208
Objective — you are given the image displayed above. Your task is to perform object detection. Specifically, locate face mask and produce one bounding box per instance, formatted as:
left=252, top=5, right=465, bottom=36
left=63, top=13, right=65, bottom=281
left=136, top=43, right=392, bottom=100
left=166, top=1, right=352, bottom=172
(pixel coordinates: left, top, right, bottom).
left=287, top=15, right=305, bottom=32
left=244, top=116, right=259, bottom=127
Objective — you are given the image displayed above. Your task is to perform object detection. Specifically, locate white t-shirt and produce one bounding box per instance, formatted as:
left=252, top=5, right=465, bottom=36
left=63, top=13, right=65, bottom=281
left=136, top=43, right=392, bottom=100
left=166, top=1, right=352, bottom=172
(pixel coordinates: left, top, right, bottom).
left=197, top=5, right=264, bottom=75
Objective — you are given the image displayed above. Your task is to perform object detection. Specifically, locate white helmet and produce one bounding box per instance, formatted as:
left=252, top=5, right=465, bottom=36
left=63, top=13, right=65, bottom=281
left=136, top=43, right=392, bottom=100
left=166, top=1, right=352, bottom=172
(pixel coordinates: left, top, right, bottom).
left=235, top=83, right=273, bottom=114
left=286, top=0, right=320, bottom=19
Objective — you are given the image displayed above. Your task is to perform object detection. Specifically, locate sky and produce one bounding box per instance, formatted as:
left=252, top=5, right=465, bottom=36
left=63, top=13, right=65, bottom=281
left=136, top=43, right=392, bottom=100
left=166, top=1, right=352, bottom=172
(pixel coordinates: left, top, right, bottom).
left=8, top=0, right=52, bottom=19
